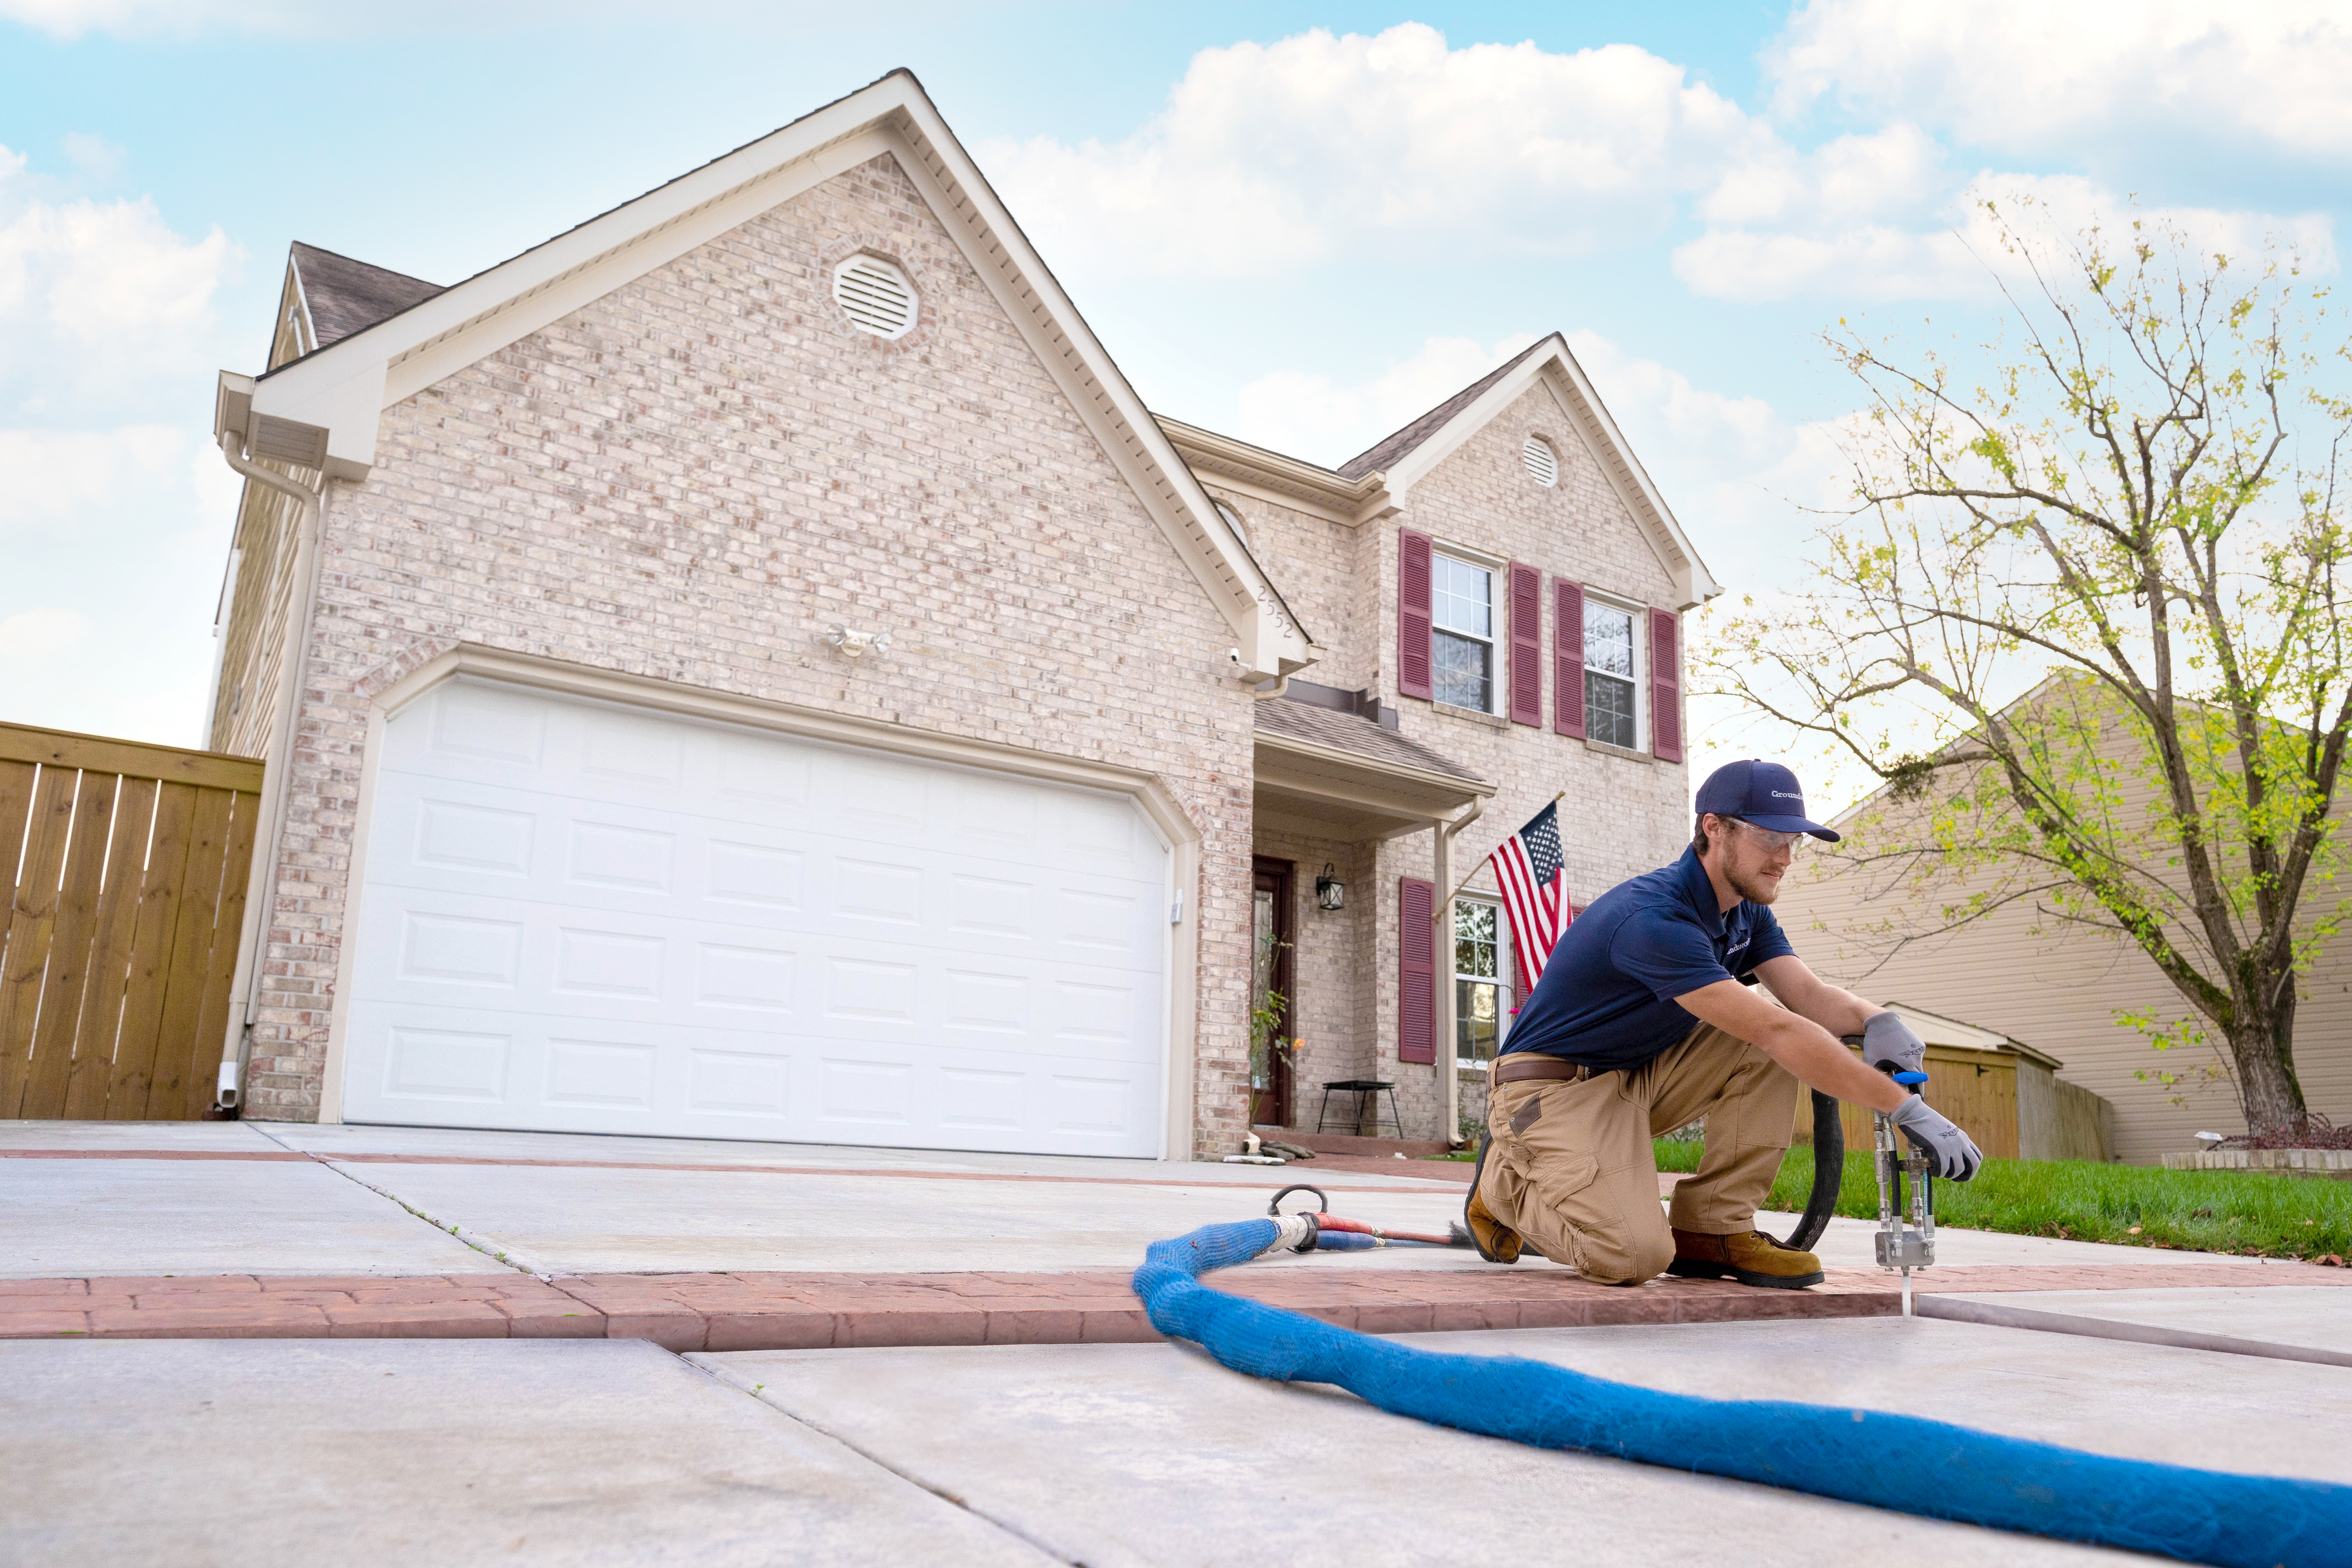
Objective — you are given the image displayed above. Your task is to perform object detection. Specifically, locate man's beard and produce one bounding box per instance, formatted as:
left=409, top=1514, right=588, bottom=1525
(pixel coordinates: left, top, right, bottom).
left=1726, top=861, right=1782, bottom=905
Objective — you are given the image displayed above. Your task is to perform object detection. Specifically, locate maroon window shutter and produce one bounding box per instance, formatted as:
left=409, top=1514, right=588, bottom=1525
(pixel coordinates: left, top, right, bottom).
left=1650, top=607, right=1684, bottom=762
left=1553, top=580, right=1586, bottom=738
left=1507, top=561, right=1541, bottom=726
left=1397, top=530, right=1434, bottom=701
left=1398, top=876, right=1436, bottom=1064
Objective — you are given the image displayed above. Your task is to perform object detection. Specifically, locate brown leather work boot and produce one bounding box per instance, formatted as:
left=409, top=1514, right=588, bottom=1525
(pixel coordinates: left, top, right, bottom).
left=1665, top=1227, right=1823, bottom=1289
left=1463, top=1133, right=1522, bottom=1264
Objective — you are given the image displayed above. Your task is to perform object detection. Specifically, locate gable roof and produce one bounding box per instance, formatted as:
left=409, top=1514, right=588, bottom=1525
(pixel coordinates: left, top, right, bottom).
left=1167, top=335, right=1722, bottom=609
left=213, top=70, right=1314, bottom=681
left=289, top=243, right=445, bottom=354
left=1336, top=341, right=1545, bottom=481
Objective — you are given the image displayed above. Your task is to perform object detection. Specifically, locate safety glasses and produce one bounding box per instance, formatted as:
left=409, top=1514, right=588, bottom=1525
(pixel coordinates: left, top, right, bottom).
left=1732, top=820, right=1807, bottom=855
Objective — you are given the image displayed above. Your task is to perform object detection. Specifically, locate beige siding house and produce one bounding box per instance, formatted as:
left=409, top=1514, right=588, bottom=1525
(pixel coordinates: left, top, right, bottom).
left=201, top=71, right=1716, bottom=1157
left=1776, top=734, right=2352, bottom=1165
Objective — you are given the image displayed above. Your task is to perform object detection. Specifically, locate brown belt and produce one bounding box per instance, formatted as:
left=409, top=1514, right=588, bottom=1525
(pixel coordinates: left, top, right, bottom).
left=1491, top=1055, right=1612, bottom=1085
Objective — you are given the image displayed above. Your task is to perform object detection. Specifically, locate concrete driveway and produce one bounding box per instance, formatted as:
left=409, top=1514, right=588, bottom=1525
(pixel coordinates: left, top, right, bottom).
left=5, top=1116, right=2347, bottom=1566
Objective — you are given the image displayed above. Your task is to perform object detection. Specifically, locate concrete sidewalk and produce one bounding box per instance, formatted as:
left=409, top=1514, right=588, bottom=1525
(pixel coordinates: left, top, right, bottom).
left=7, top=1117, right=2351, bottom=1566
left=5, top=1118, right=2342, bottom=1353
left=2, top=1118, right=2288, bottom=1277
left=707, top=1314, right=2352, bottom=1565
left=0, top=1338, right=1050, bottom=1568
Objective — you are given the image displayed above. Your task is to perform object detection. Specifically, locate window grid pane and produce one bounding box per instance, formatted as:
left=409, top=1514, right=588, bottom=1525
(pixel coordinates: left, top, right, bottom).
left=1457, top=978, right=1502, bottom=1063
left=1432, top=557, right=1492, bottom=638
left=1585, top=605, right=1635, bottom=677
left=1434, top=631, right=1491, bottom=710
left=1454, top=902, right=1498, bottom=980
left=1588, top=671, right=1637, bottom=749
left=1455, top=900, right=1504, bottom=1065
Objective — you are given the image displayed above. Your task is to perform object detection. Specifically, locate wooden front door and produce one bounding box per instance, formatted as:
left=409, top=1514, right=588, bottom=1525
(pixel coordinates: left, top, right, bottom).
left=1249, top=858, right=1295, bottom=1128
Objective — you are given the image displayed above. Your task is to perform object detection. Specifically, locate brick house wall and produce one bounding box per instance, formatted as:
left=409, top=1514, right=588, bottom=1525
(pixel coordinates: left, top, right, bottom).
left=1223, top=380, right=1698, bottom=1139
left=233, top=152, right=1262, bottom=1154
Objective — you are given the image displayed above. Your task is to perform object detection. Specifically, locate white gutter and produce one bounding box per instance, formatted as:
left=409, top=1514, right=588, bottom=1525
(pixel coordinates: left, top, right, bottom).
left=211, top=408, right=328, bottom=1113
left=198, top=547, right=241, bottom=749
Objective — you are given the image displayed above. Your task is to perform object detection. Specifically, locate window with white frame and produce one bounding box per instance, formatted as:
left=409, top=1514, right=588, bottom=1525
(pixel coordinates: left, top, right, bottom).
left=1584, top=600, right=1640, bottom=750
left=1455, top=898, right=1509, bottom=1068
left=1432, top=554, right=1496, bottom=711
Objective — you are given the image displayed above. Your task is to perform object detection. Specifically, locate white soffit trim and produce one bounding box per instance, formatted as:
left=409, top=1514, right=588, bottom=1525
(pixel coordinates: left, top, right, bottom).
left=240, top=71, right=1314, bottom=681
left=1375, top=334, right=1723, bottom=611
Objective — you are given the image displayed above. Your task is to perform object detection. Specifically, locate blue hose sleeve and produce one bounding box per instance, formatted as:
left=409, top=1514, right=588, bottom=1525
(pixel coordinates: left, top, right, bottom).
left=1133, top=1220, right=2352, bottom=1568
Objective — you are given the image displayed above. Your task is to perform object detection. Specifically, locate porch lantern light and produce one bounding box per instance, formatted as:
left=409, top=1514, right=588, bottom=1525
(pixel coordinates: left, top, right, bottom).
left=1314, top=864, right=1345, bottom=912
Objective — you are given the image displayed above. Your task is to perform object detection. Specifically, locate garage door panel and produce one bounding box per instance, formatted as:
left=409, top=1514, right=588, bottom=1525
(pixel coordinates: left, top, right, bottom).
left=370, top=774, right=1167, bottom=977
left=367, top=886, right=1168, bottom=1061
left=686, top=1044, right=792, bottom=1120
left=380, top=1021, right=513, bottom=1105
left=347, top=682, right=1168, bottom=1155
left=347, top=1000, right=1158, bottom=1151
left=361, top=884, right=1162, bottom=1050
left=386, top=680, right=551, bottom=776
left=544, top=1035, right=660, bottom=1111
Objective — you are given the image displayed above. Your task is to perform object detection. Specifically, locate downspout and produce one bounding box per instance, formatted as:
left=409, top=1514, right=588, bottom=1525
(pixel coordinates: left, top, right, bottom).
left=1435, top=798, right=1484, bottom=1146
left=211, top=431, right=326, bottom=1113
left=199, top=547, right=241, bottom=750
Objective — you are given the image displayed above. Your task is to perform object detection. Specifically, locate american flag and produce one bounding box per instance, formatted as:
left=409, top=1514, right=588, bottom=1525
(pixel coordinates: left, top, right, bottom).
left=1488, top=800, right=1572, bottom=994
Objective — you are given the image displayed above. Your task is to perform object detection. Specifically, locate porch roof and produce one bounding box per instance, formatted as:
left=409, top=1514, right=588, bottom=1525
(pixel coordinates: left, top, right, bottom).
left=1253, top=698, right=1493, bottom=841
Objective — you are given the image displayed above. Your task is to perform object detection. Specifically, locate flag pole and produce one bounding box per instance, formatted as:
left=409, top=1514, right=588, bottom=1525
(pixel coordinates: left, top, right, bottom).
left=1442, top=790, right=1565, bottom=906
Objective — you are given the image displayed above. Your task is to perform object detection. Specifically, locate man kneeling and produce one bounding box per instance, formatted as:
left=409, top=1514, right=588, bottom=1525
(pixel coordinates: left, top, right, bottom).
left=1466, top=760, right=1983, bottom=1288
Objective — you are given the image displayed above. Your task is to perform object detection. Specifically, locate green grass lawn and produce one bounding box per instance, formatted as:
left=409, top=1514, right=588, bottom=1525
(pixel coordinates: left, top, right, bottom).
left=1651, top=1138, right=2351, bottom=1262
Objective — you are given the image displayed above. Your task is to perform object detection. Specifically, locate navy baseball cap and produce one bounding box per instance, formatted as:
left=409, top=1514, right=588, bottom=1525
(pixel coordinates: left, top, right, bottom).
left=1695, top=759, right=1841, bottom=842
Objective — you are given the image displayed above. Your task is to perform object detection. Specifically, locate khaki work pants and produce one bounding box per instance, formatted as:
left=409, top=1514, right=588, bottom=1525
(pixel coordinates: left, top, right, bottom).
left=1482, top=1022, right=1800, bottom=1284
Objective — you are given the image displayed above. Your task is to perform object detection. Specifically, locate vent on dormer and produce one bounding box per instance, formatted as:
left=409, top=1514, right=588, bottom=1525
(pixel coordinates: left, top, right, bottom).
left=1523, top=436, right=1559, bottom=487
left=833, top=255, right=918, bottom=339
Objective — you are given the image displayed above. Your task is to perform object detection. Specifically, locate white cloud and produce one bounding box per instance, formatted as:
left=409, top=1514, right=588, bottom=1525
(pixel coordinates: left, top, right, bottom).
left=980, top=24, right=1774, bottom=278
left=981, top=21, right=2337, bottom=309
left=1674, top=171, right=2336, bottom=303
left=0, top=426, right=231, bottom=744
left=0, top=146, right=237, bottom=410
left=0, top=425, right=190, bottom=531
left=1561, top=330, right=1863, bottom=585
left=60, top=132, right=124, bottom=183
left=1770, top=0, right=2352, bottom=162
left=1697, top=123, right=1948, bottom=231
left=1229, top=333, right=1537, bottom=468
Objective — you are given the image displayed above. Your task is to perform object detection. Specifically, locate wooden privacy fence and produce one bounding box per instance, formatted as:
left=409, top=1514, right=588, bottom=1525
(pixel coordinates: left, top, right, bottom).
left=0, top=723, right=265, bottom=1121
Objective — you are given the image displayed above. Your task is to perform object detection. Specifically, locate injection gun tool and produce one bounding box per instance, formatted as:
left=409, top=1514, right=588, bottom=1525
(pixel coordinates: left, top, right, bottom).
left=1873, top=1064, right=1935, bottom=1315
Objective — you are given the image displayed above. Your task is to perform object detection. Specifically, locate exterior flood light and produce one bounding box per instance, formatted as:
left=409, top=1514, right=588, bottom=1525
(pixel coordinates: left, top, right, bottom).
left=1314, top=864, right=1345, bottom=912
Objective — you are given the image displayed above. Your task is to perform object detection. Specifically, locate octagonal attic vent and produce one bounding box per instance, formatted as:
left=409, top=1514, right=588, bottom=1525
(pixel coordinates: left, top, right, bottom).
left=1522, top=435, right=1559, bottom=487
left=833, top=255, right=918, bottom=339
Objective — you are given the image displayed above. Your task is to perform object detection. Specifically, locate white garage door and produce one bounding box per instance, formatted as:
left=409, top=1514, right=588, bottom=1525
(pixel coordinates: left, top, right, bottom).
left=340, top=679, right=1170, bottom=1156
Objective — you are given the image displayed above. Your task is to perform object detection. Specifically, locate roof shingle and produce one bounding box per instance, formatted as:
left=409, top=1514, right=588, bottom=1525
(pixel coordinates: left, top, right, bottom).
left=291, top=242, right=446, bottom=353
left=1254, top=697, right=1487, bottom=784
left=1334, top=340, right=1547, bottom=480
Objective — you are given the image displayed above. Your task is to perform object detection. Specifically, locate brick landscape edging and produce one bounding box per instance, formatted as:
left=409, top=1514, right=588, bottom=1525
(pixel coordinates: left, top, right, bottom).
left=3, top=1261, right=2341, bottom=1350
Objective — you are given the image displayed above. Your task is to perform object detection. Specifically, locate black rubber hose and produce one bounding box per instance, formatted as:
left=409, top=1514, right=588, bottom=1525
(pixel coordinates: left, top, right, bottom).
left=1777, top=1087, right=1844, bottom=1252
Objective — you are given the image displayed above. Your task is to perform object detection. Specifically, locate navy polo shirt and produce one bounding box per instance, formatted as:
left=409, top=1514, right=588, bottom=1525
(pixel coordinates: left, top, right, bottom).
left=1499, top=846, right=1795, bottom=1070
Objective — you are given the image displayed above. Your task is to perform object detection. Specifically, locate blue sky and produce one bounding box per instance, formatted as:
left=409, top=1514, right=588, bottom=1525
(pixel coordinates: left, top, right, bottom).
left=4, top=1, right=2348, bottom=807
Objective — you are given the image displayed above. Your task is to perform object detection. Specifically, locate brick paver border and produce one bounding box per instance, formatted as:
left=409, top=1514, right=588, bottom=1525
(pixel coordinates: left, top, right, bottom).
left=3, top=1261, right=2342, bottom=1351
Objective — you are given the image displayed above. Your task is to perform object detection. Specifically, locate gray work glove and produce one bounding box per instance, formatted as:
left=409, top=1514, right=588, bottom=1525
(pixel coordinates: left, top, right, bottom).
left=1863, top=1010, right=1927, bottom=1076
left=1890, top=1096, right=1983, bottom=1182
